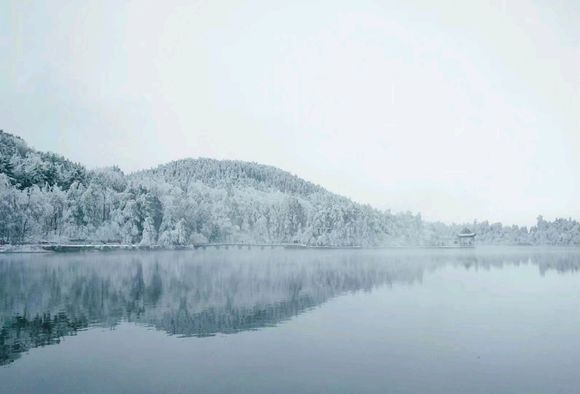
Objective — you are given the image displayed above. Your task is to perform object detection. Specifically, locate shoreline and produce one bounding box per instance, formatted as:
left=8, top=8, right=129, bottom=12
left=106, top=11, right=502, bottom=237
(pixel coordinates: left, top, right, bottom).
left=0, top=243, right=354, bottom=254
left=1, top=243, right=566, bottom=254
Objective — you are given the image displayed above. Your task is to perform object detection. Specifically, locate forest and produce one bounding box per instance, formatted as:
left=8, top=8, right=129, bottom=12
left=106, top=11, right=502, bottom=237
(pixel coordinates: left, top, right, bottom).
left=1, top=130, right=579, bottom=247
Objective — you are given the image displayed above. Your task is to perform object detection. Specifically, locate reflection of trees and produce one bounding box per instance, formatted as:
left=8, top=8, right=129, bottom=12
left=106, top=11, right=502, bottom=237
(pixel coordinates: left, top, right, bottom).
left=163, top=294, right=320, bottom=337
left=0, top=248, right=579, bottom=365
left=0, top=313, right=89, bottom=365
left=446, top=248, right=580, bottom=276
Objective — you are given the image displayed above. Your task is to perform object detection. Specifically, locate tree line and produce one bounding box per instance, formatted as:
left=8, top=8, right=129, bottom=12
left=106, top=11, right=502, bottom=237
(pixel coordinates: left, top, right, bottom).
left=1, top=130, right=579, bottom=246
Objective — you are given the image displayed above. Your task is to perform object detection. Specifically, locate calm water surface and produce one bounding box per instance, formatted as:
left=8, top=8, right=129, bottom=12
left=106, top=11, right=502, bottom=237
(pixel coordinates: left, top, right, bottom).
left=1, top=248, right=580, bottom=393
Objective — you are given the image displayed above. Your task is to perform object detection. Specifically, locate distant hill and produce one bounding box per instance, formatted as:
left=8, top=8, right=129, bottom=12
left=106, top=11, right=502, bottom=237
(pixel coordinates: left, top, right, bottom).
left=0, top=130, right=578, bottom=246
left=128, top=157, right=402, bottom=246
left=132, top=158, right=325, bottom=197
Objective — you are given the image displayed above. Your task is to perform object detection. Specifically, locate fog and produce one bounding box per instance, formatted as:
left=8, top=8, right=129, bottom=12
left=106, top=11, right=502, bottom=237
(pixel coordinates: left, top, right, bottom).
left=2, top=0, right=579, bottom=225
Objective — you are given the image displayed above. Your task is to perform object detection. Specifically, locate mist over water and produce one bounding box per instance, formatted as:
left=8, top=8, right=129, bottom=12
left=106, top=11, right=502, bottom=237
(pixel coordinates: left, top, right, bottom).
left=2, top=248, right=580, bottom=393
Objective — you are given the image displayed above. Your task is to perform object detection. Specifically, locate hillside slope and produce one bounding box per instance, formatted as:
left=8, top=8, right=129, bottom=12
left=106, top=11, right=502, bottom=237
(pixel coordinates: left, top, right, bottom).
left=0, top=131, right=406, bottom=246
left=0, top=130, right=86, bottom=189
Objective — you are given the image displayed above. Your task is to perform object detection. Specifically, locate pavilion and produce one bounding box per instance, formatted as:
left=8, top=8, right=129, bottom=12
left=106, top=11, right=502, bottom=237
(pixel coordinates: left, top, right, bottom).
left=457, top=228, right=476, bottom=247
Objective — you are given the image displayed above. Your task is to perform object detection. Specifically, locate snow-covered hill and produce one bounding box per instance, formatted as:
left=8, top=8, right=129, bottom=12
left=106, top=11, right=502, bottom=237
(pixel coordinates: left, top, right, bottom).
left=1, top=130, right=578, bottom=246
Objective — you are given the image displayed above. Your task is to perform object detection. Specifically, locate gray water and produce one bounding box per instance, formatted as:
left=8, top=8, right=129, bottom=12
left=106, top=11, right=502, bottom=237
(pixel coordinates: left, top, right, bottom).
left=1, top=248, right=580, bottom=393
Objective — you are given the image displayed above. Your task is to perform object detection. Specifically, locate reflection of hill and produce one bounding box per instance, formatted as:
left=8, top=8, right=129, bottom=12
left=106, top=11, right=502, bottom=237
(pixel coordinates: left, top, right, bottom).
left=159, top=295, right=320, bottom=337
left=1, top=248, right=579, bottom=365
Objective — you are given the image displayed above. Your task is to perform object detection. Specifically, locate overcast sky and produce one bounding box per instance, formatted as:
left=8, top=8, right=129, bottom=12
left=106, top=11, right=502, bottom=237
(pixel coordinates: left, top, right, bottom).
left=1, top=0, right=579, bottom=226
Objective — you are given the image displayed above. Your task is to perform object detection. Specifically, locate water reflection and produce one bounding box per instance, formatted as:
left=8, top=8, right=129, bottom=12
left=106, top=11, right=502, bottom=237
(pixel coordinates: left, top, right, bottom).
left=1, top=248, right=579, bottom=366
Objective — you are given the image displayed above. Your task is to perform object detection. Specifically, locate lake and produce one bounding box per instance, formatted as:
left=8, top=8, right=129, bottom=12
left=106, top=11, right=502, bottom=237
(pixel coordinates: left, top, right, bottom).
left=1, top=248, right=580, bottom=393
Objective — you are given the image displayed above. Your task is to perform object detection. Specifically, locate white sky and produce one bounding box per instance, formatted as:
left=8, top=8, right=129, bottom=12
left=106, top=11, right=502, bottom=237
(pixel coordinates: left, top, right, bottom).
left=1, top=0, right=579, bottom=226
